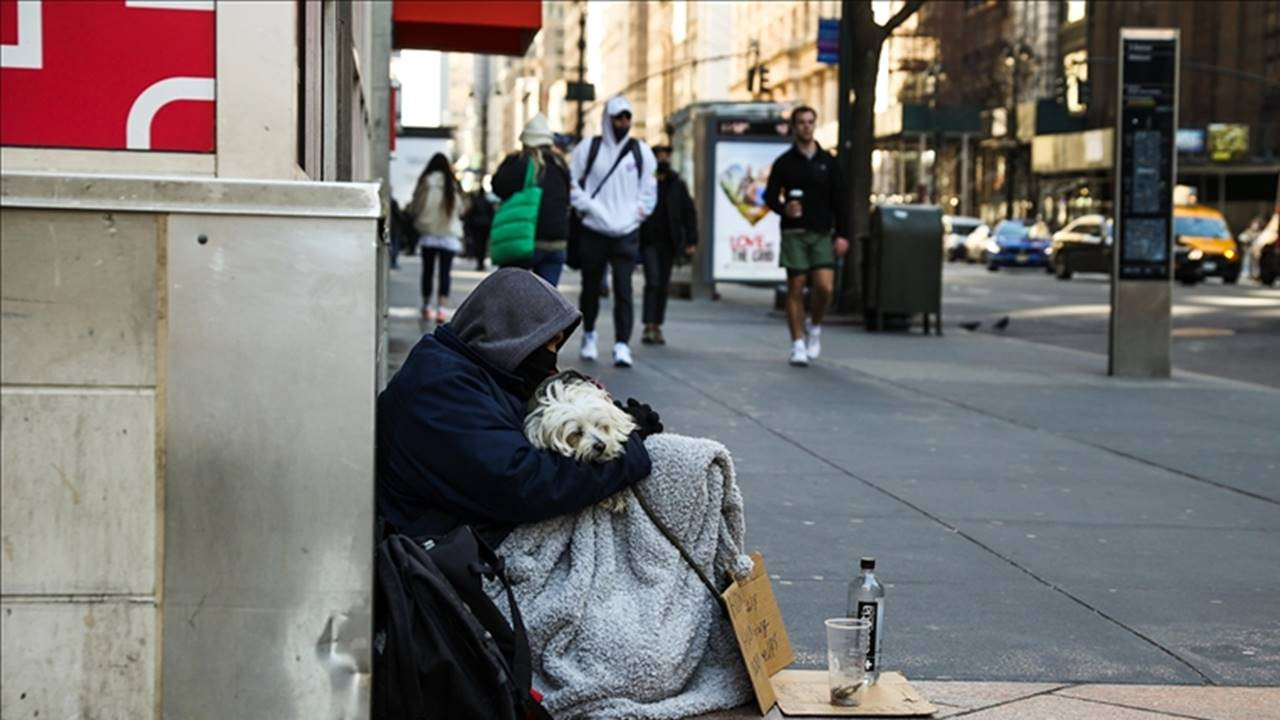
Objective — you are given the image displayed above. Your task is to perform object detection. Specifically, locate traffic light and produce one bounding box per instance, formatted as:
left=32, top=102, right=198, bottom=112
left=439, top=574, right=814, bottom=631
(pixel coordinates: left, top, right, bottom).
left=1078, top=80, right=1092, bottom=107
left=747, top=65, right=757, bottom=93
left=759, top=65, right=770, bottom=94
left=1054, top=74, right=1067, bottom=104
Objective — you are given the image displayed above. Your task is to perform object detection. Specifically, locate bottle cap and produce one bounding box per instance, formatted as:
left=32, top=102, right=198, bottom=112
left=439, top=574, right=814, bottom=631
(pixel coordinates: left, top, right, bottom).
left=860, top=557, right=875, bottom=570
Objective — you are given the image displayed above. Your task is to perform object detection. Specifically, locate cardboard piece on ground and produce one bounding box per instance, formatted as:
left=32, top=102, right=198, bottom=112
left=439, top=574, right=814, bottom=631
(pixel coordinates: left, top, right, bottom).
left=773, top=671, right=937, bottom=716
left=723, top=553, right=935, bottom=717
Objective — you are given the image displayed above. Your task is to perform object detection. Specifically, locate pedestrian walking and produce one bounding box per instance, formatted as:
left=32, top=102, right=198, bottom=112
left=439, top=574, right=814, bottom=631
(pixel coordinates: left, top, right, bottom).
left=463, top=189, right=495, bottom=271
left=492, top=114, right=572, bottom=287
left=764, top=105, right=850, bottom=366
left=569, top=95, right=658, bottom=368
left=407, top=153, right=466, bottom=323
left=1239, top=214, right=1265, bottom=281
left=639, top=145, right=698, bottom=345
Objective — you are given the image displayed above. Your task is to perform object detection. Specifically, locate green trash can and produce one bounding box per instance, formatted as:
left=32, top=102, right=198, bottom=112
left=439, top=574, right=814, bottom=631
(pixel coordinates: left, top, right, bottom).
left=863, top=204, right=943, bottom=334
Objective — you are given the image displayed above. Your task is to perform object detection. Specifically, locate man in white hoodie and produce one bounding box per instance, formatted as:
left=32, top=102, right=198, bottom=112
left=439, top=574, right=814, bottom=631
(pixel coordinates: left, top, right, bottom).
left=569, top=95, right=658, bottom=368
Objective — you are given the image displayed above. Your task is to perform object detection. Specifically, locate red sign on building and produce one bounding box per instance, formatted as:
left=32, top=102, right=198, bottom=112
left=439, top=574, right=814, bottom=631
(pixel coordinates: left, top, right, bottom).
left=0, top=0, right=215, bottom=153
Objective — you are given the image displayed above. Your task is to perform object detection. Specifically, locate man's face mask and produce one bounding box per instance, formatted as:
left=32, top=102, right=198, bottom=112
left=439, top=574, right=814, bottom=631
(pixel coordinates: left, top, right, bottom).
left=515, top=346, right=558, bottom=398
left=610, top=112, right=631, bottom=142
left=656, top=160, right=671, bottom=175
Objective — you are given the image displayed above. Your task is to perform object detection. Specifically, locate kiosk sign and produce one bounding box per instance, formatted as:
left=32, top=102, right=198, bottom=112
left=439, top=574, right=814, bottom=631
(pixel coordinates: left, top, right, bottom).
left=1109, top=28, right=1179, bottom=379
left=1115, top=32, right=1178, bottom=280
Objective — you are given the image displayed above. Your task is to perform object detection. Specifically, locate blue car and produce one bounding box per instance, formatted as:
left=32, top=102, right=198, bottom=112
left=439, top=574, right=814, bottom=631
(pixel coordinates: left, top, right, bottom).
left=980, top=220, right=1051, bottom=271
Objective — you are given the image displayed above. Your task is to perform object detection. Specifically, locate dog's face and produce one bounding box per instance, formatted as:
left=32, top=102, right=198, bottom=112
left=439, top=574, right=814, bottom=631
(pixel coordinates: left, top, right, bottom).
left=524, top=372, right=635, bottom=463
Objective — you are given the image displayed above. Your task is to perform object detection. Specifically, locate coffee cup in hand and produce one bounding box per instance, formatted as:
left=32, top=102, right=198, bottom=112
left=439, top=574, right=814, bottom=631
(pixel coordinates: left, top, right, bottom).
left=785, top=189, right=804, bottom=219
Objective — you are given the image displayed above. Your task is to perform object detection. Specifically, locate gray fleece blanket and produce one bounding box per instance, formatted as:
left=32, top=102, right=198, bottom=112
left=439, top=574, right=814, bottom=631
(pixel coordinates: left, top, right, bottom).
left=495, top=433, right=755, bottom=719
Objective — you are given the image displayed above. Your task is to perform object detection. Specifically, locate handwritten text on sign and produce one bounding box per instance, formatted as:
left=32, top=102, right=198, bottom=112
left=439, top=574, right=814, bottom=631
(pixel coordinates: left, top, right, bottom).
left=721, top=552, right=795, bottom=714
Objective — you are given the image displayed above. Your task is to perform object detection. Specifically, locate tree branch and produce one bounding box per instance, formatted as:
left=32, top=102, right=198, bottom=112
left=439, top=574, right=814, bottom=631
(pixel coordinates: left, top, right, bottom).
left=878, top=0, right=926, bottom=42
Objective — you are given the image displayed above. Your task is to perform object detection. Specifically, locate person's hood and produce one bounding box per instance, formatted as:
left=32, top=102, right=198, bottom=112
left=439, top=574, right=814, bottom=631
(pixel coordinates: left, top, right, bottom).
left=601, top=95, right=633, bottom=150
left=447, top=268, right=581, bottom=373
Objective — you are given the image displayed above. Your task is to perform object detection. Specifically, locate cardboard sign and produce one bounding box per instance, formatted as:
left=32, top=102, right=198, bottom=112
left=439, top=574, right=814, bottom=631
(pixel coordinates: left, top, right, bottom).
left=722, top=552, right=795, bottom=714
left=722, top=554, right=936, bottom=717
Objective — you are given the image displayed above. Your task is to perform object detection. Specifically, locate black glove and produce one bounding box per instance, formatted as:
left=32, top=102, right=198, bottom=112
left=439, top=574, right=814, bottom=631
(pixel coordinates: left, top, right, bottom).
left=617, top=398, right=664, bottom=438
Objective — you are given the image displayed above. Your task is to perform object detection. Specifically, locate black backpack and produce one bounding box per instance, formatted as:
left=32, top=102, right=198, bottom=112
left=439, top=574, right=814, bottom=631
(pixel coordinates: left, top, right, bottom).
left=374, top=525, right=553, bottom=720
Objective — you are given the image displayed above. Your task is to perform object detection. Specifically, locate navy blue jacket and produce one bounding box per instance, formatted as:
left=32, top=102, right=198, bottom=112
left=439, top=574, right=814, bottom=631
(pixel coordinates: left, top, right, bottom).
left=377, top=324, right=652, bottom=546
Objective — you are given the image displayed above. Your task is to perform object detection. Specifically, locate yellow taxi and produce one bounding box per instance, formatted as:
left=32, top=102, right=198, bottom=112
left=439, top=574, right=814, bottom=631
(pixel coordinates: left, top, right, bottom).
left=1173, top=205, right=1240, bottom=284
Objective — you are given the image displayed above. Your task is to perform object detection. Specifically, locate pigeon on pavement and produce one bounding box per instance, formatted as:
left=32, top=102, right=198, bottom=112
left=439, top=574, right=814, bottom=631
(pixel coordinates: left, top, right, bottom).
left=959, top=321, right=981, bottom=332
left=993, top=316, right=1010, bottom=331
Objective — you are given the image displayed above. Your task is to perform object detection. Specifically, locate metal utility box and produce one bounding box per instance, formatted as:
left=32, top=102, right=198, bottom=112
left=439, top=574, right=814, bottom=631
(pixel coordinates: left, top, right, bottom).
left=863, top=204, right=943, bottom=334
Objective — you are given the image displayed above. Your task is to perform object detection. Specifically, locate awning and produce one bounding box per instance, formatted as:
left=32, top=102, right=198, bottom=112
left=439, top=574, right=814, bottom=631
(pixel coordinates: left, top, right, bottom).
left=393, top=1, right=541, bottom=56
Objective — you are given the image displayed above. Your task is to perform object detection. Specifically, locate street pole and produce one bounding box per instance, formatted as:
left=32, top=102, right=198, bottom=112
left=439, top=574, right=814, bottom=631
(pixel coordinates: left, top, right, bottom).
left=575, top=2, right=586, bottom=141
left=836, top=1, right=857, bottom=311
left=1006, top=57, right=1018, bottom=219
left=928, top=64, right=943, bottom=206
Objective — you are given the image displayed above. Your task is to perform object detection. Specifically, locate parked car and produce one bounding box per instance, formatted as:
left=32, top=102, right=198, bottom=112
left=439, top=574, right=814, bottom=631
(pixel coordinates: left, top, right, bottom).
left=1048, top=214, right=1112, bottom=279
left=1249, top=209, right=1278, bottom=286
left=943, top=215, right=985, bottom=262
left=967, top=219, right=1051, bottom=270
left=1173, top=205, right=1240, bottom=284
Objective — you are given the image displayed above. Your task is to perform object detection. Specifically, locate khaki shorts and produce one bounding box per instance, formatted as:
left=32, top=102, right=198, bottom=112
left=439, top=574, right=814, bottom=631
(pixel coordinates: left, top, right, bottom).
left=780, top=229, right=835, bottom=275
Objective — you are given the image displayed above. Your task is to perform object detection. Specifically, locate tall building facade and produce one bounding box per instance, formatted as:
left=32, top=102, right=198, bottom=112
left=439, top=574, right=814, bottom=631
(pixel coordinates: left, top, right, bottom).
left=728, top=1, right=843, bottom=146
left=915, top=0, right=1061, bottom=221
left=1047, top=0, right=1279, bottom=228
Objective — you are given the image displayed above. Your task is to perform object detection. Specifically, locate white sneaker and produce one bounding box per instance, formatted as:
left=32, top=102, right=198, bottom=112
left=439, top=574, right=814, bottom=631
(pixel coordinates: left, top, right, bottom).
left=580, top=331, right=598, bottom=361
left=789, top=340, right=809, bottom=366
left=805, top=323, right=822, bottom=360
left=613, top=342, right=633, bottom=368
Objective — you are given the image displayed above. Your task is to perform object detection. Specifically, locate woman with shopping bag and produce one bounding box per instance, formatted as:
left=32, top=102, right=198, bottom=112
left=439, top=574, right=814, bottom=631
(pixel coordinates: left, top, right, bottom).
left=491, top=114, right=572, bottom=287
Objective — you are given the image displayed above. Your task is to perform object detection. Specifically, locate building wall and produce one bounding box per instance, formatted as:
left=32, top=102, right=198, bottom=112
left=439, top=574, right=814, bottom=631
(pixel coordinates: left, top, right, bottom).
left=1, top=208, right=162, bottom=719
left=0, top=3, right=387, bottom=717
left=1081, top=0, right=1279, bottom=157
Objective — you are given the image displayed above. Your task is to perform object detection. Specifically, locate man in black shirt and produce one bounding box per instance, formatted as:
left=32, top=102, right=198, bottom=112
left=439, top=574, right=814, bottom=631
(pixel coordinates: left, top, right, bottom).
left=764, top=106, right=849, bottom=366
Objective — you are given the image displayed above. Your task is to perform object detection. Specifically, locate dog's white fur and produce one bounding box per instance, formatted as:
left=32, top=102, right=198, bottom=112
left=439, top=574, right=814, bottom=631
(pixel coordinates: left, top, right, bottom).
left=524, top=373, right=636, bottom=512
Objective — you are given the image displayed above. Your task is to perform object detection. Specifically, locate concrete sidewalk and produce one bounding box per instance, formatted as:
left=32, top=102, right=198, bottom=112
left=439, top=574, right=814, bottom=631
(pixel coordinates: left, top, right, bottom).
left=387, top=258, right=1279, bottom=718
left=697, top=680, right=1280, bottom=719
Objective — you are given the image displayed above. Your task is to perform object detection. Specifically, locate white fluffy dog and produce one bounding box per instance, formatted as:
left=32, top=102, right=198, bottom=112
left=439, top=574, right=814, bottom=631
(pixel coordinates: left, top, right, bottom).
left=524, top=370, right=636, bottom=512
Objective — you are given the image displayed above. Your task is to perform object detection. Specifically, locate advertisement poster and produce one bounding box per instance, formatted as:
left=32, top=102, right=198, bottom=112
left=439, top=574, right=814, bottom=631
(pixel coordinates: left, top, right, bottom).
left=712, top=140, right=791, bottom=283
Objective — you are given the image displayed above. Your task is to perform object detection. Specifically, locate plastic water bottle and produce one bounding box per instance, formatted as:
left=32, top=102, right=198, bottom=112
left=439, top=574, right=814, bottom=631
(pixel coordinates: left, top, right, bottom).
left=847, top=557, right=885, bottom=683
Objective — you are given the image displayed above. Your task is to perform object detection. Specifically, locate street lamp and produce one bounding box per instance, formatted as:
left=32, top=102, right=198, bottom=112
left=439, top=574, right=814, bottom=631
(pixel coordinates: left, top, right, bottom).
left=1003, top=42, right=1034, bottom=219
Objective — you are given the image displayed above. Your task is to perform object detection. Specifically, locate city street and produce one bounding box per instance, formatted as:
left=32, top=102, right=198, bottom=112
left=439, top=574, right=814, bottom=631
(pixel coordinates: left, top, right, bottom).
left=388, top=258, right=1280, bottom=700
left=942, top=262, right=1280, bottom=388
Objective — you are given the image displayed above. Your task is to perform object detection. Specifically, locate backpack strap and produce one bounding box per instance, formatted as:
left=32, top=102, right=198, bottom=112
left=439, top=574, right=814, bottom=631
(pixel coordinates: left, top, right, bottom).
left=579, top=136, right=603, bottom=190
left=588, top=138, right=639, bottom=200
left=631, top=487, right=728, bottom=617
left=631, top=141, right=644, bottom=180
left=424, top=527, right=537, bottom=697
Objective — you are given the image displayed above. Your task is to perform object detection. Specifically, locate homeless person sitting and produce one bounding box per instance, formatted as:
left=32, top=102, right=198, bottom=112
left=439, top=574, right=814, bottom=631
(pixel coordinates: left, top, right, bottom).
left=376, top=266, right=655, bottom=548
left=377, top=268, right=753, bottom=720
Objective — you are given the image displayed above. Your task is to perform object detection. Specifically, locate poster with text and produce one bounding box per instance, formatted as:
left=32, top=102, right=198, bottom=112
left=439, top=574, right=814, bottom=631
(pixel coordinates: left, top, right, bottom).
left=712, top=140, right=790, bottom=283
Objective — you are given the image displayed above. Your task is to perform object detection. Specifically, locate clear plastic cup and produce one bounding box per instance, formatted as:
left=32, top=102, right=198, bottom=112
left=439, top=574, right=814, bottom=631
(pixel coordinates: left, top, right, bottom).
left=825, top=618, right=871, bottom=706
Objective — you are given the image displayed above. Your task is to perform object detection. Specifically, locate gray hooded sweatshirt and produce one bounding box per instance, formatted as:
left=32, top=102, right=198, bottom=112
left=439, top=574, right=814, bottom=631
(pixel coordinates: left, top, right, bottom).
left=449, top=267, right=581, bottom=373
